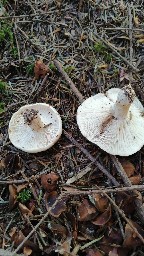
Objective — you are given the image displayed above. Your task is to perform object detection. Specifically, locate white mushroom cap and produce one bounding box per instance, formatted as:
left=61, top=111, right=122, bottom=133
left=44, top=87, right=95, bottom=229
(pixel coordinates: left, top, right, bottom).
left=8, top=103, right=62, bottom=153
left=77, top=85, right=144, bottom=156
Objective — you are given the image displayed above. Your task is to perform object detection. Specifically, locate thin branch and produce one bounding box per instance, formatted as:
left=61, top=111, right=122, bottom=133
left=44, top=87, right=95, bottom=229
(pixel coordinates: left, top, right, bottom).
left=54, top=60, right=84, bottom=102
left=92, top=31, right=139, bottom=73
left=64, top=130, right=119, bottom=186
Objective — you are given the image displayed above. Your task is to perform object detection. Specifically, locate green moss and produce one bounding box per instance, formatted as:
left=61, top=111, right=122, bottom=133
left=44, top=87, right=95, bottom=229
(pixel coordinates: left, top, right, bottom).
left=0, top=102, right=5, bottom=114
left=0, top=80, right=7, bottom=92
left=94, top=42, right=112, bottom=63
left=0, top=20, right=13, bottom=44
left=49, top=62, right=56, bottom=71
left=17, top=189, right=32, bottom=203
left=64, top=65, right=75, bottom=74
left=94, top=42, right=107, bottom=53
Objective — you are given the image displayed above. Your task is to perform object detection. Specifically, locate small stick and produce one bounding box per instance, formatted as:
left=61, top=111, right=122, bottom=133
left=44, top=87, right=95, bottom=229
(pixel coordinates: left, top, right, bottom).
left=92, top=32, right=139, bottom=73
left=11, top=194, right=65, bottom=256
left=54, top=60, right=84, bottom=102
left=63, top=184, right=144, bottom=194
left=64, top=130, right=119, bottom=187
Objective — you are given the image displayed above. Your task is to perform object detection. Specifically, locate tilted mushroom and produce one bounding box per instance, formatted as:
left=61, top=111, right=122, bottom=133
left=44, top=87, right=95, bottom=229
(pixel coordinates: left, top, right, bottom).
left=77, top=85, right=144, bottom=156
left=8, top=103, right=62, bottom=153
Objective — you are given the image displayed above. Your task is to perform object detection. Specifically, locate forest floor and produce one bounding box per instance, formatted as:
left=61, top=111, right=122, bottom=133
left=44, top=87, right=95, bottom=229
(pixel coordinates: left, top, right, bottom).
left=1, top=0, right=144, bottom=255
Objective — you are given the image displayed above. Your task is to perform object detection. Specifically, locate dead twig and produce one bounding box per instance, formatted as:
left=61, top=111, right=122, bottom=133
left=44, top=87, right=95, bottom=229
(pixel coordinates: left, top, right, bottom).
left=64, top=130, right=119, bottom=187
left=92, top=31, right=139, bottom=73
left=54, top=60, right=84, bottom=102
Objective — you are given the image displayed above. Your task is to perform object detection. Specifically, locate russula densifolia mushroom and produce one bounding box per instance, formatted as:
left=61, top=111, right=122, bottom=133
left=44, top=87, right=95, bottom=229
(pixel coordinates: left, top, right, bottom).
left=77, top=85, right=144, bottom=156
left=8, top=103, right=62, bottom=153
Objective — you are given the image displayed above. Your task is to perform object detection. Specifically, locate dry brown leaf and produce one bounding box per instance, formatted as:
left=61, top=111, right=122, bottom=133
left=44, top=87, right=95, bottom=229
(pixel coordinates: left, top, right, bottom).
left=45, top=191, right=67, bottom=217
left=17, top=184, right=28, bottom=193
left=119, top=69, right=130, bottom=82
left=18, top=202, right=34, bottom=217
left=137, top=38, right=144, bottom=44
left=109, top=248, right=118, bottom=256
left=134, top=33, right=144, bottom=39
left=123, top=221, right=144, bottom=248
left=92, top=205, right=111, bottom=226
left=23, top=247, right=32, bottom=256
left=9, top=185, right=17, bottom=210
left=77, top=199, right=97, bottom=221
left=129, top=174, right=141, bottom=185
left=48, top=222, right=68, bottom=238
left=11, top=228, right=38, bottom=251
left=134, top=16, right=139, bottom=26
left=41, top=172, right=59, bottom=192
left=86, top=248, right=103, bottom=256
left=94, top=194, right=109, bottom=212
left=115, top=192, right=135, bottom=214
left=55, top=237, right=72, bottom=255
left=34, top=59, right=49, bottom=80
left=121, top=160, right=135, bottom=177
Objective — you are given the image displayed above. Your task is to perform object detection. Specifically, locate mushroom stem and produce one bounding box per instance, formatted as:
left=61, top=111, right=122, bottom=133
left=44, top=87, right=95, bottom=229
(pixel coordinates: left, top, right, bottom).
left=113, top=103, right=131, bottom=119
left=112, top=85, right=136, bottom=119
left=30, top=115, right=45, bottom=131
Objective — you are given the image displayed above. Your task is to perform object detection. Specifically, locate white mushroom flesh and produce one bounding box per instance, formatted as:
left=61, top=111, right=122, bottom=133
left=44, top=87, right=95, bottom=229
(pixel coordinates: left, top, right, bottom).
left=77, top=86, right=144, bottom=156
left=8, top=103, right=62, bottom=153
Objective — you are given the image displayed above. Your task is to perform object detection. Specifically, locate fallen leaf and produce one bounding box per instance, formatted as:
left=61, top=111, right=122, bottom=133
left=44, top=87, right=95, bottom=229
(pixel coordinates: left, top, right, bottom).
left=94, top=194, right=109, bottom=212
left=121, top=161, right=135, bottom=177
left=48, top=222, right=68, bottom=238
left=41, top=172, right=59, bottom=192
left=45, top=191, right=67, bottom=217
left=109, top=248, right=118, bottom=256
left=115, top=192, right=135, bottom=214
left=92, top=205, right=111, bottom=226
left=18, top=202, right=34, bottom=217
left=129, top=174, right=141, bottom=185
left=137, top=38, right=144, bottom=44
left=134, top=16, right=139, bottom=26
left=77, top=199, right=97, bottom=221
left=119, top=69, right=130, bottom=82
left=123, top=220, right=144, bottom=248
left=9, top=185, right=17, bottom=210
left=55, top=237, right=72, bottom=255
left=11, top=229, right=37, bottom=250
left=34, top=59, right=49, bottom=80
left=86, top=248, right=103, bottom=256
left=23, top=247, right=32, bottom=256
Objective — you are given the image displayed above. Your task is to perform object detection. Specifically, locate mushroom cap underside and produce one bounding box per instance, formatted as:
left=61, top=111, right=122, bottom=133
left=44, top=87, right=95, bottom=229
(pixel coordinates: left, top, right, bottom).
left=77, top=89, right=144, bottom=156
left=8, top=103, right=62, bottom=153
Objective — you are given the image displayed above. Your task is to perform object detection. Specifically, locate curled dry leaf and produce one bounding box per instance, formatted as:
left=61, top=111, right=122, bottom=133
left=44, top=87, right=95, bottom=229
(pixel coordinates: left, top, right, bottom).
left=115, top=192, right=135, bottom=215
left=129, top=174, right=141, bottom=185
left=48, top=222, right=68, bottom=238
left=10, top=228, right=37, bottom=250
left=3, top=153, right=22, bottom=171
left=94, top=194, right=109, bottom=212
left=9, top=185, right=17, bottom=210
left=123, top=220, right=144, bottom=248
left=99, top=245, right=129, bottom=256
left=92, top=205, right=111, bottom=226
left=121, top=160, right=135, bottom=177
left=77, top=198, right=97, bottom=221
left=45, top=191, right=67, bottom=217
left=109, top=248, right=118, bottom=256
left=55, top=237, right=72, bottom=255
left=41, top=172, right=59, bottom=192
left=86, top=248, right=103, bottom=256
left=18, top=202, right=34, bottom=217
left=23, top=246, right=32, bottom=256
left=34, top=59, right=49, bottom=80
